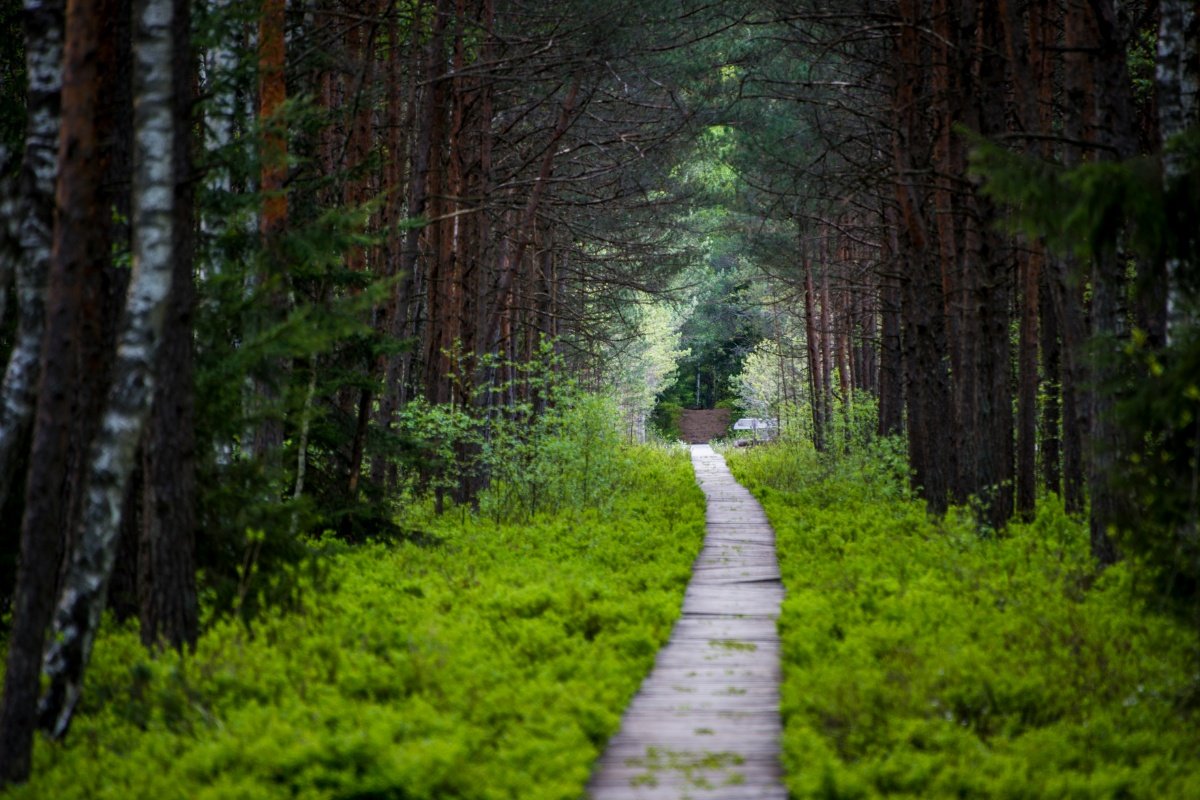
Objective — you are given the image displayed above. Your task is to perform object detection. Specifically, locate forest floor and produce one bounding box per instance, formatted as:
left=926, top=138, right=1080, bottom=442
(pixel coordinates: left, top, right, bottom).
left=677, top=409, right=731, bottom=443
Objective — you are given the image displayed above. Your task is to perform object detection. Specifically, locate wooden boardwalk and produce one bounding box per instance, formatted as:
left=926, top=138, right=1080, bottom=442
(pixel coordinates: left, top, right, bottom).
left=587, top=445, right=786, bottom=799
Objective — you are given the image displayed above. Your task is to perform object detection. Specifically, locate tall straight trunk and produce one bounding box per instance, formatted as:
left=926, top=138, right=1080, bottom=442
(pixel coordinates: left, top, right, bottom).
left=1039, top=257, right=1062, bottom=494
left=342, top=2, right=381, bottom=512
left=402, top=0, right=442, bottom=404
left=1049, top=259, right=1087, bottom=513
left=859, top=290, right=878, bottom=395
left=1001, top=0, right=1042, bottom=520
left=61, top=0, right=123, bottom=597
left=0, top=1, right=67, bottom=783
left=931, top=0, right=965, bottom=429
left=39, top=0, right=181, bottom=734
left=251, top=0, right=287, bottom=458
left=1028, top=0, right=1062, bottom=499
left=878, top=205, right=904, bottom=438
left=421, top=0, right=451, bottom=405
left=802, top=244, right=824, bottom=450
left=258, top=0, right=286, bottom=236
left=1158, top=0, right=1199, bottom=340
left=1016, top=247, right=1040, bottom=517
left=819, top=268, right=833, bottom=429
left=836, top=289, right=851, bottom=408
left=371, top=10, right=413, bottom=488
left=971, top=0, right=1015, bottom=528
left=1078, top=0, right=1138, bottom=565
left=0, top=0, right=63, bottom=517
left=893, top=0, right=954, bottom=510
left=1, top=0, right=119, bottom=773
left=139, top=0, right=196, bottom=651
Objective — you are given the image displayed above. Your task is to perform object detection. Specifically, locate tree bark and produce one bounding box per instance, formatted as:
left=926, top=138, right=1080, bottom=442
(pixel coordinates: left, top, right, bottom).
left=802, top=241, right=824, bottom=450
left=1077, top=0, right=1138, bottom=566
left=878, top=203, right=904, bottom=438
left=250, top=0, right=287, bottom=459
left=139, top=0, right=196, bottom=651
left=0, top=0, right=63, bottom=520
left=1016, top=247, right=1040, bottom=517
left=1158, top=0, right=1199, bottom=340
left=0, top=0, right=104, bottom=781
left=39, top=0, right=180, bottom=735
left=1038, top=254, right=1062, bottom=496
left=893, top=0, right=955, bottom=511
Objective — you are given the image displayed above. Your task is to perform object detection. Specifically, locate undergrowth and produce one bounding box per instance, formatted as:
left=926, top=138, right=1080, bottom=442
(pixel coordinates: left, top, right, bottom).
left=727, top=441, right=1200, bottom=799
left=7, top=444, right=705, bottom=800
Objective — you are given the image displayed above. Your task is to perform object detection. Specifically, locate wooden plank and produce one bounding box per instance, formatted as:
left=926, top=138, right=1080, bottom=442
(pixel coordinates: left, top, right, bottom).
left=587, top=444, right=786, bottom=799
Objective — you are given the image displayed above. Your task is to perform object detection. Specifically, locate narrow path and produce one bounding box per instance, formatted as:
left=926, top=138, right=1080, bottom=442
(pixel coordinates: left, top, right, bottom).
left=587, top=445, right=786, bottom=799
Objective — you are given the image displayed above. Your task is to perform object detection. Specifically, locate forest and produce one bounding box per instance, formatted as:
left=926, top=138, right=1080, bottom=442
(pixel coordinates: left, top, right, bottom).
left=0, top=0, right=1197, bottom=797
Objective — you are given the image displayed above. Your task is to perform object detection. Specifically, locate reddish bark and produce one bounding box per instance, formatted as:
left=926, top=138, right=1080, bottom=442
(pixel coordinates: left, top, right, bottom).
left=0, top=0, right=109, bottom=777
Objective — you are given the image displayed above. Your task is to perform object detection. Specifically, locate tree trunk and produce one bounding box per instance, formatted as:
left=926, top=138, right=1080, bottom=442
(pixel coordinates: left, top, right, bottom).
left=251, top=0, right=287, bottom=459
left=878, top=205, right=904, bottom=438
left=39, top=0, right=180, bottom=736
left=1158, top=0, right=1199, bottom=340
left=893, top=0, right=955, bottom=511
left=802, top=243, right=824, bottom=450
left=1077, top=0, right=1138, bottom=566
left=1016, top=247, right=1040, bottom=518
left=0, top=0, right=63, bottom=519
left=1038, top=257, right=1061, bottom=495
left=0, top=0, right=106, bottom=780
left=139, top=0, right=196, bottom=651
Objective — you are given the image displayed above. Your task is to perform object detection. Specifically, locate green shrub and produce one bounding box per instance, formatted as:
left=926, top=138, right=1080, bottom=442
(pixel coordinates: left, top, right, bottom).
left=727, top=443, right=1200, bottom=799
left=8, top=445, right=705, bottom=800
left=649, top=400, right=684, bottom=440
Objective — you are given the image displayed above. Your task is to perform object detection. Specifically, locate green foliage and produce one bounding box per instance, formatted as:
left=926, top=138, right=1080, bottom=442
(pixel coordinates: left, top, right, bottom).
left=602, top=300, right=689, bottom=441
left=970, top=128, right=1200, bottom=616
left=481, top=391, right=628, bottom=522
left=968, top=129, right=1200, bottom=292
left=1111, top=327, right=1200, bottom=612
left=9, top=445, right=706, bottom=800
left=189, top=0, right=415, bottom=585
left=727, top=443, right=1200, bottom=799
left=650, top=401, right=684, bottom=440
left=392, top=348, right=634, bottom=522
left=656, top=244, right=767, bottom=412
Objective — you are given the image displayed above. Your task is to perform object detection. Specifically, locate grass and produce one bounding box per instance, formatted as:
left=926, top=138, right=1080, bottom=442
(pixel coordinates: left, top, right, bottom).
left=5, top=444, right=705, bottom=800
left=726, top=440, right=1200, bottom=800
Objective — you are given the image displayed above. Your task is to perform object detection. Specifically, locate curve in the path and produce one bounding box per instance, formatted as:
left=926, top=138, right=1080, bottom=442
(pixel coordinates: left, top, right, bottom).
left=587, top=444, right=786, bottom=799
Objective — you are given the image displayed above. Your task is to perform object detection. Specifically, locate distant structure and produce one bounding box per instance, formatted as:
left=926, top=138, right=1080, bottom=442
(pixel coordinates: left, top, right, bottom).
left=732, top=417, right=776, bottom=441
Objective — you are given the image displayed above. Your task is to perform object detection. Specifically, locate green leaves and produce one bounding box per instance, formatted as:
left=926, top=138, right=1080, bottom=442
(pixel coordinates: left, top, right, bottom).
left=727, top=443, right=1200, bottom=799
left=966, top=133, right=1169, bottom=264
left=11, top=445, right=706, bottom=800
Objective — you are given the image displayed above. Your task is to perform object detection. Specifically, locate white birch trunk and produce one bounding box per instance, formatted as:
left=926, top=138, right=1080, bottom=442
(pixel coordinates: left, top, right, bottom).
left=0, top=0, right=64, bottom=511
left=1157, top=0, right=1199, bottom=341
left=38, top=0, right=177, bottom=738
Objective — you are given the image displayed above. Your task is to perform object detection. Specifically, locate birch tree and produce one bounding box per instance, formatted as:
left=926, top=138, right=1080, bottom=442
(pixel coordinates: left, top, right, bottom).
left=0, top=0, right=62, bottom=521
left=139, top=0, right=197, bottom=651
left=38, top=0, right=180, bottom=738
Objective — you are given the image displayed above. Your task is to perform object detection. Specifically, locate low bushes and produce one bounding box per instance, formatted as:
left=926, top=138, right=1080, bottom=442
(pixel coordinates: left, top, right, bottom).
left=8, top=444, right=705, bottom=800
left=727, top=442, right=1200, bottom=799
